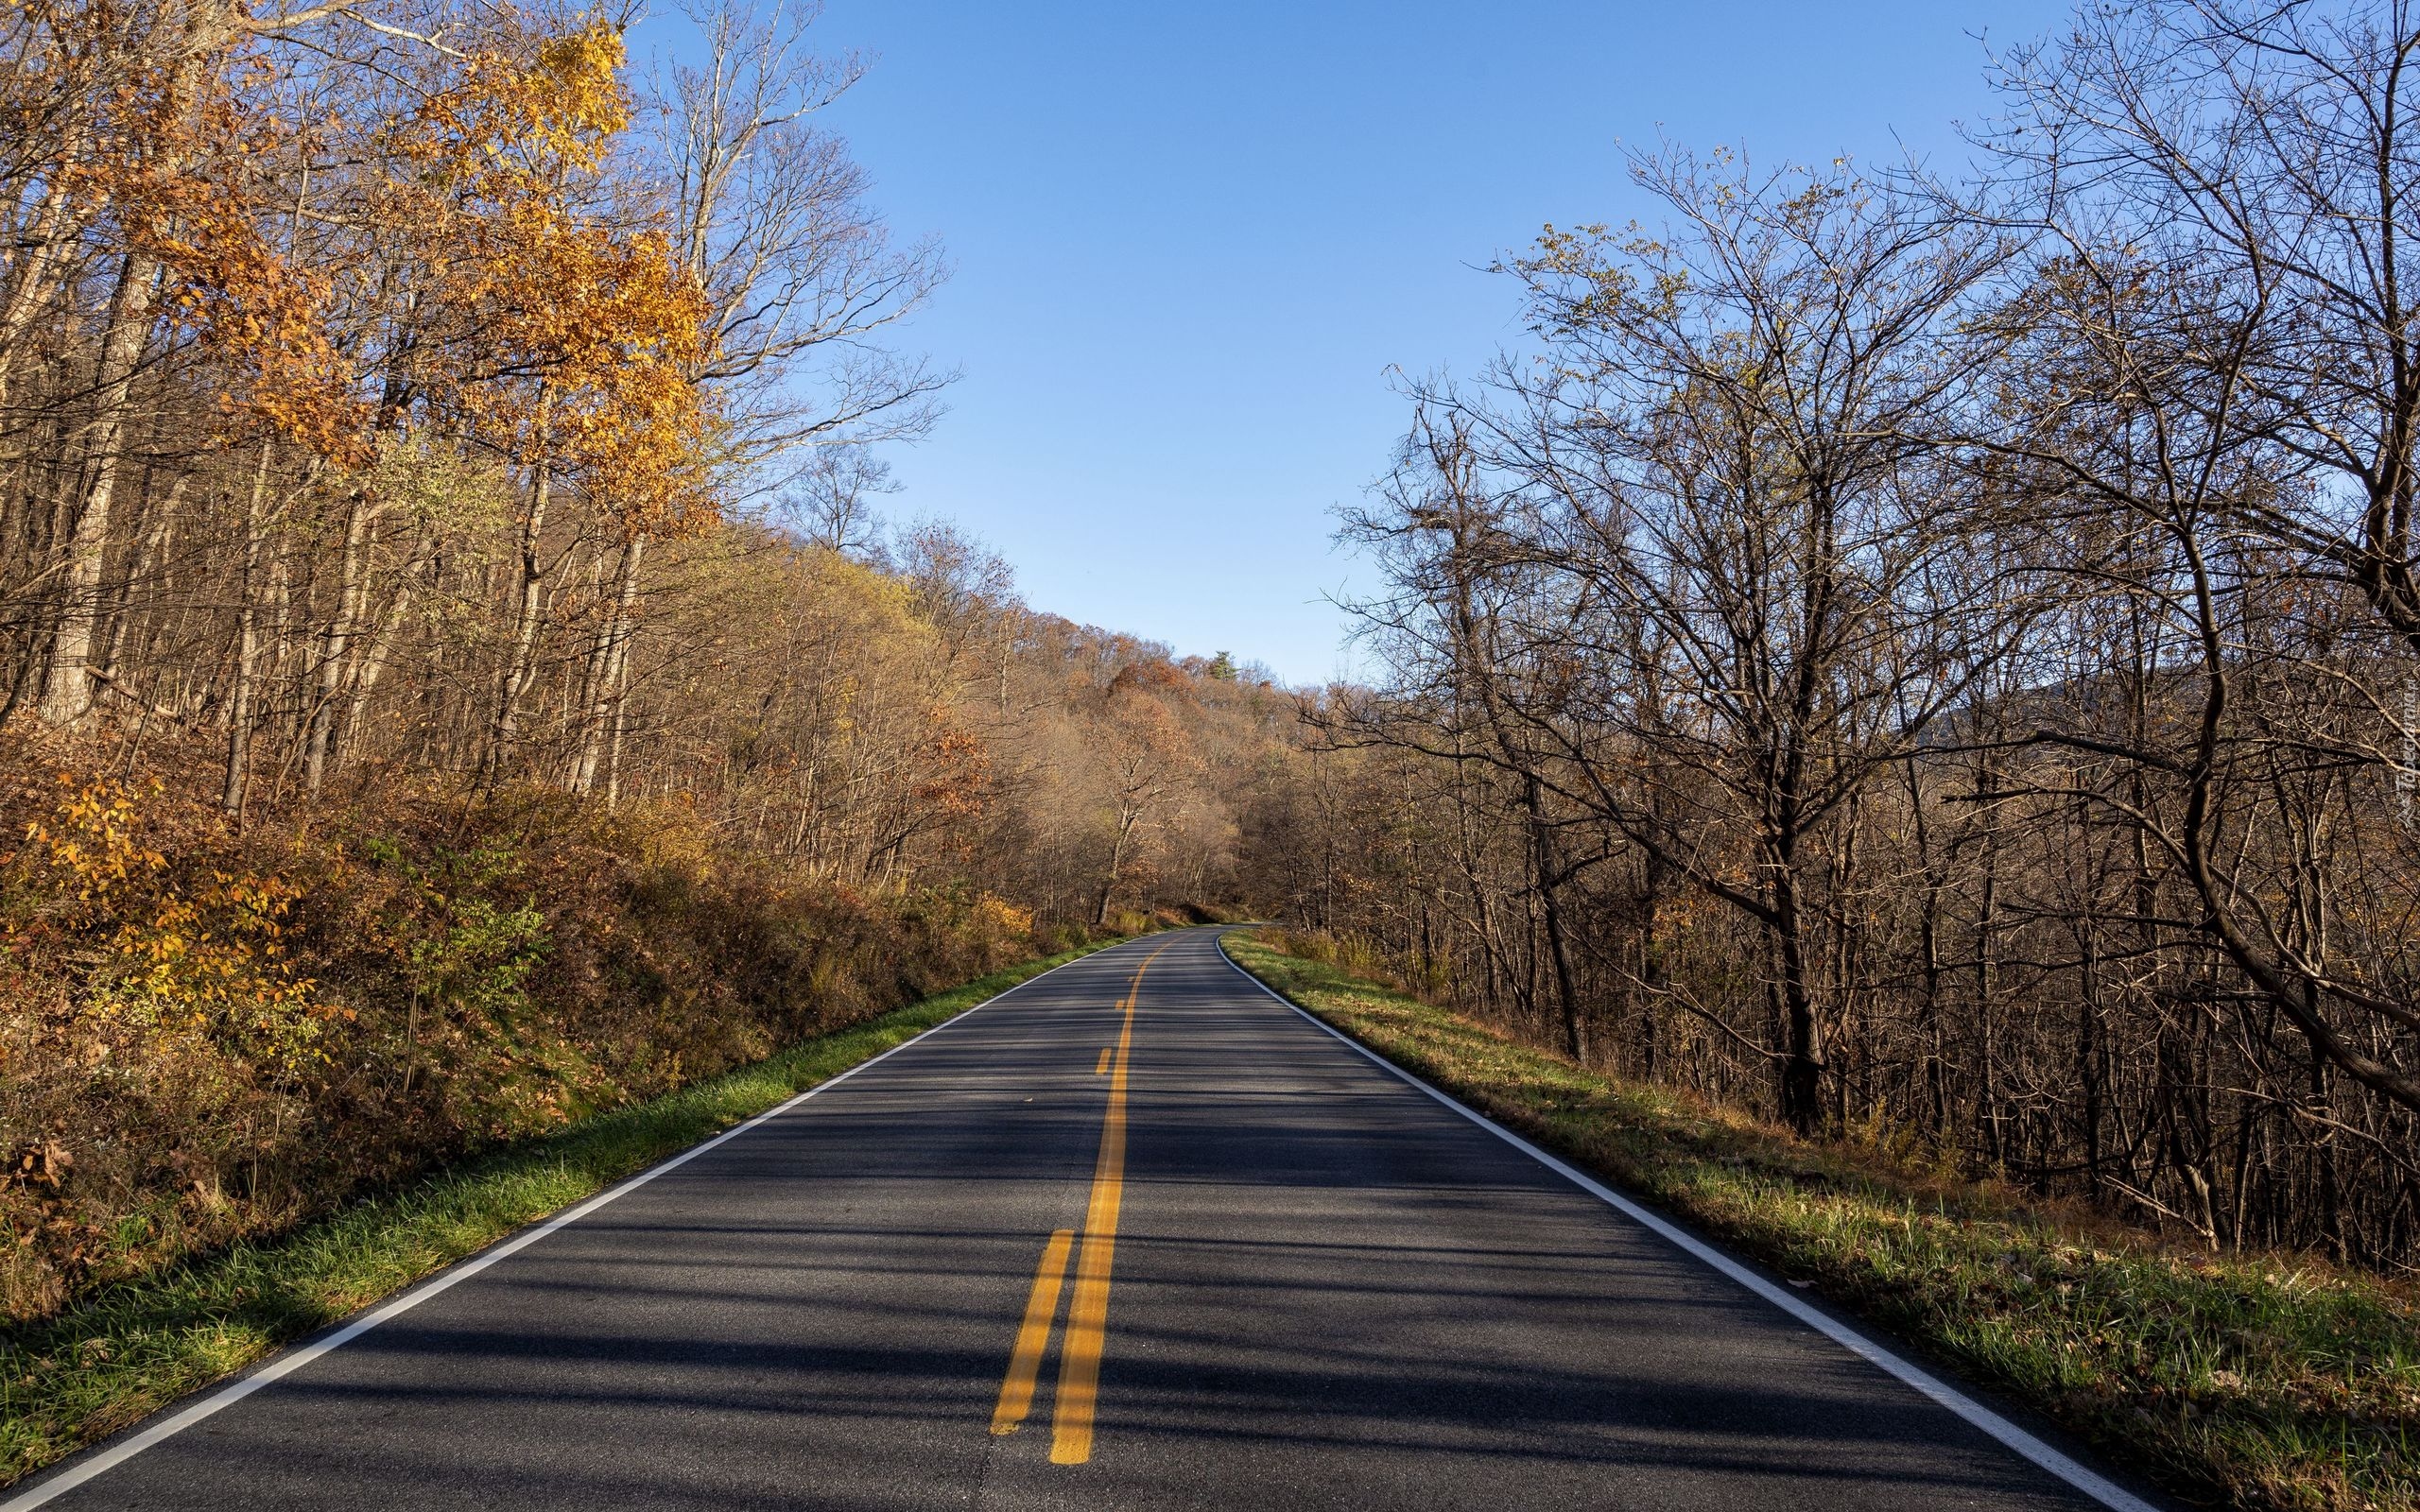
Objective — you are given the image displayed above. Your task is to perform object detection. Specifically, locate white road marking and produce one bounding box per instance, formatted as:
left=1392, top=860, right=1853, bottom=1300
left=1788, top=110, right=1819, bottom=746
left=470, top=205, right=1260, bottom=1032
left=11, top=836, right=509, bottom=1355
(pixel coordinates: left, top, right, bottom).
left=1214, top=934, right=2163, bottom=1512
left=1, top=940, right=1151, bottom=1510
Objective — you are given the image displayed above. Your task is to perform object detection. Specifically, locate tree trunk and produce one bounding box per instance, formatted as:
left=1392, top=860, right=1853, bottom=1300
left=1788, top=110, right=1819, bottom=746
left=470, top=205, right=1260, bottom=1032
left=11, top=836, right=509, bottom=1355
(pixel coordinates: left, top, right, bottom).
left=1523, top=776, right=1585, bottom=1063
left=222, top=443, right=273, bottom=814
left=41, top=250, right=159, bottom=726
left=1773, top=864, right=1824, bottom=1136
left=1096, top=810, right=1137, bottom=926
left=571, top=533, right=645, bottom=794
left=0, top=129, right=93, bottom=409
left=304, top=490, right=376, bottom=796
left=484, top=387, right=552, bottom=784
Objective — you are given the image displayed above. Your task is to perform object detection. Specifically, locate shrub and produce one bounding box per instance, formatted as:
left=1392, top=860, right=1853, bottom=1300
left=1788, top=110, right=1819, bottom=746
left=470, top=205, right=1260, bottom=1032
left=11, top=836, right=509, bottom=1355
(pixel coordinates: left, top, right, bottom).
left=0, top=731, right=1075, bottom=1327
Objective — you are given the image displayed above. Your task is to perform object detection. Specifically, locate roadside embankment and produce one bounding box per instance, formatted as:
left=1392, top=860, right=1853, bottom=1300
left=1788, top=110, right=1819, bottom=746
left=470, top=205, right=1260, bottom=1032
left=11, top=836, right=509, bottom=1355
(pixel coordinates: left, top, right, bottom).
left=1221, top=928, right=2419, bottom=1512
left=0, top=939, right=1129, bottom=1486
left=0, top=728, right=1095, bottom=1331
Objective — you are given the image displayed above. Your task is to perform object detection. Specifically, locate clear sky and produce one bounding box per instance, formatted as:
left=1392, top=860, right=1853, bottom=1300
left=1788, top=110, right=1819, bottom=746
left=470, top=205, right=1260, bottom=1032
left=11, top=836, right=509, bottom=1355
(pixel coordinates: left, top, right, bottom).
left=771, top=1, right=2074, bottom=686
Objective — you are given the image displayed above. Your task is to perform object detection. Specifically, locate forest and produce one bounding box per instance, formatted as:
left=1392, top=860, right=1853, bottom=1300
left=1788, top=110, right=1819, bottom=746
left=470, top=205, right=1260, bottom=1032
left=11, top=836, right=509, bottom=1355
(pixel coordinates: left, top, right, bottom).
left=1261, top=2, right=2420, bottom=1277
left=0, top=0, right=1297, bottom=1324
left=4, top=0, right=2420, bottom=1363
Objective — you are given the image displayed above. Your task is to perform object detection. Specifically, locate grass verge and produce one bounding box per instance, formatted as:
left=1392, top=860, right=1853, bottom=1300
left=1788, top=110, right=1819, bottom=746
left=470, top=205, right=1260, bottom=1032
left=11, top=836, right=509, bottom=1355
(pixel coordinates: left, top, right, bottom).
left=1221, top=928, right=2420, bottom=1512
left=0, top=937, right=1130, bottom=1487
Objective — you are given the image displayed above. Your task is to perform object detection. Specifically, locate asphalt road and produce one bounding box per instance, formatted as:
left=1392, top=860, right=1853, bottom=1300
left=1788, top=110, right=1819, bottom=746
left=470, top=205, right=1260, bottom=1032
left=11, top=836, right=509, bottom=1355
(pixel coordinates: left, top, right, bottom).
left=13, top=928, right=2146, bottom=1511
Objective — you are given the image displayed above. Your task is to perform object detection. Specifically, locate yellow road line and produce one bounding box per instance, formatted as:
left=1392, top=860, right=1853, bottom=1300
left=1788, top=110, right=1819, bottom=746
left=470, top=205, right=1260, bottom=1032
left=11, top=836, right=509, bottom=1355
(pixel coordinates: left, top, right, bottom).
left=1094, top=1048, right=1112, bottom=1075
left=1050, top=940, right=1174, bottom=1465
left=991, top=1228, right=1076, bottom=1435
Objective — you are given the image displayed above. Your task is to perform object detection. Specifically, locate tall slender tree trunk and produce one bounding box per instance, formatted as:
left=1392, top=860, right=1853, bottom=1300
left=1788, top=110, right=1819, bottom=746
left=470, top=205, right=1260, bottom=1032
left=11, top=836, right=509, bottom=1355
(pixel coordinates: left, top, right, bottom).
left=571, top=533, right=644, bottom=794
left=303, top=491, right=376, bottom=796
left=1521, top=775, right=1585, bottom=1063
left=102, top=472, right=184, bottom=686
left=42, top=250, right=159, bottom=726
left=223, top=443, right=274, bottom=814
left=1772, top=860, right=1824, bottom=1135
left=602, top=644, right=636, bottom=808
left=1096, top=808, right=1138, bottom=926
left=1975, top=755, right=2005, bottom=1165
left=484, top=387, right=552, bottom=784
left=0, top=141, right=91, bottom=411
left=334, top=520, right=435, bottom=775
left=2081, top=929, right=2105, bottom=1186
left=1634, top=849, right=1669, bottom=1081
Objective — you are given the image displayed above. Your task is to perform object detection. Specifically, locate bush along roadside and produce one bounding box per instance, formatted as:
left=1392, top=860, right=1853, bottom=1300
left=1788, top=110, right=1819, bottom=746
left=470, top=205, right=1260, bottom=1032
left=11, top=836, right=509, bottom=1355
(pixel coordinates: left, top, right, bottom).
left=1221, top=928, right=2420, bottom=1512
left=0, top=730, right=1101, bottom=1333
left=0, top=938, right=1131, bottom=1488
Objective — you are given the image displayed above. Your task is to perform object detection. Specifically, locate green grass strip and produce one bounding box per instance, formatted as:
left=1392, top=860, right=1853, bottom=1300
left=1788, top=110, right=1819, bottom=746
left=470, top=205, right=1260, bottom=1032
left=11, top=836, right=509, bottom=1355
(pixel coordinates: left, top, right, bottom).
left=1221, top=929, right=2420, bottom=1512
left=0, top=937, right=1129, bottom=1487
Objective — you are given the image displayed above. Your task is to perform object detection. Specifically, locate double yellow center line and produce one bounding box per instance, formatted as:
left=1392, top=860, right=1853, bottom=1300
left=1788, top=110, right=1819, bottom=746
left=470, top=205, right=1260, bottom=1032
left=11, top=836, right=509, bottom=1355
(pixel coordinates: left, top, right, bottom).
left=989, top=940, right=1173, bottom=1464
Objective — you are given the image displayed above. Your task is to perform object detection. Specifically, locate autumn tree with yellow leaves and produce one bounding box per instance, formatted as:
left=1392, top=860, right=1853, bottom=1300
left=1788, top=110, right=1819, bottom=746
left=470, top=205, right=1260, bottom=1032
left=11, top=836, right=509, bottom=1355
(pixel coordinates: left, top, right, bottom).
left=0, top=0, right=1288, bottom=1334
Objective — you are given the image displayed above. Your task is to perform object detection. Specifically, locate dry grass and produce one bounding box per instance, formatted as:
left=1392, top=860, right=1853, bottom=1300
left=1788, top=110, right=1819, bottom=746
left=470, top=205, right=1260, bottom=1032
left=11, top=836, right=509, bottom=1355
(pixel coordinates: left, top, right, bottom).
left=1223, top=927, right=2420, bottom=1512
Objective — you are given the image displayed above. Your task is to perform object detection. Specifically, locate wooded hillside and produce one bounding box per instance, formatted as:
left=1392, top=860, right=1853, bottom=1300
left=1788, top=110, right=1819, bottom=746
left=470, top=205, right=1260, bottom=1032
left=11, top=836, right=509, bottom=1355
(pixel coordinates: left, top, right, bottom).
left=0, top=0, right=1301, bottom=1323
left=9, top=0, right=2420, bottom=1332
left=1259, top=3, right=2420, bottom=1276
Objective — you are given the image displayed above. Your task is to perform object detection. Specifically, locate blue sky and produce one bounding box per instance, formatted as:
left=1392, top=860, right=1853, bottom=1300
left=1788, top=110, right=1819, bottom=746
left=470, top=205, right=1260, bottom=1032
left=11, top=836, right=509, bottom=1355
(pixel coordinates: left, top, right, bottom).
left=768, top=1, right=2073, bottom=685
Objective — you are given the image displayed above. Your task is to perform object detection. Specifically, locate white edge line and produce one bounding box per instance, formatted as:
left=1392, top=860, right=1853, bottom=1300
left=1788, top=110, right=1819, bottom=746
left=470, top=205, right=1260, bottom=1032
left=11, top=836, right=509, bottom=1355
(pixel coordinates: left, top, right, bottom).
left=3, top=939, right=1144, bottom=1511
left=1213, top=933, right=2160, bottom=1512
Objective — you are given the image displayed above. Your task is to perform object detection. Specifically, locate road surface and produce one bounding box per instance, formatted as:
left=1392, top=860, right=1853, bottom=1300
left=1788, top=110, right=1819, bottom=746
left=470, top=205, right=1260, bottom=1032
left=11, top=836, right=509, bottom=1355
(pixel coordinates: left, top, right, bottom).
left=11, top=928, right=2147, bottom=1511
